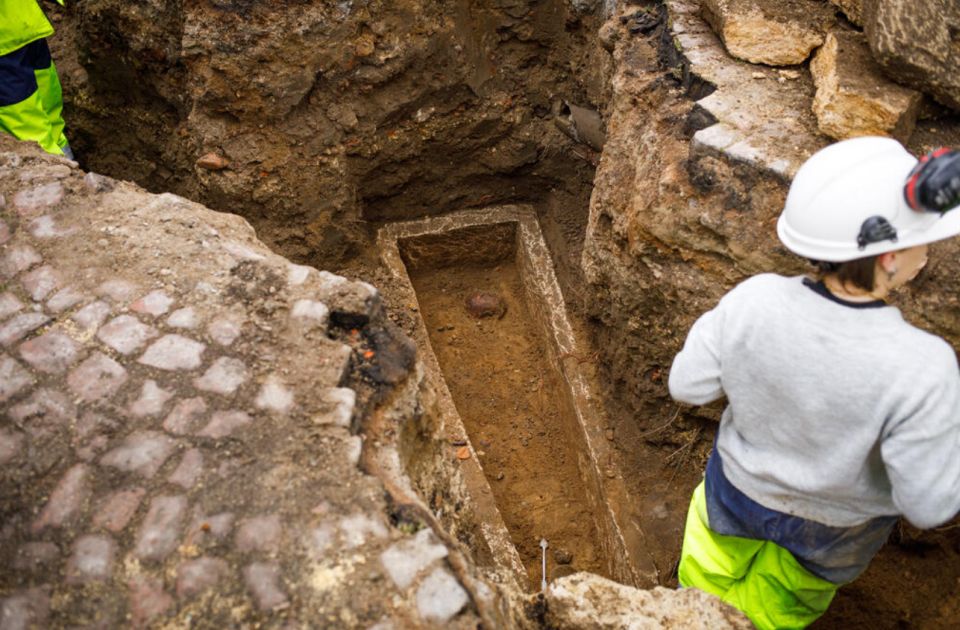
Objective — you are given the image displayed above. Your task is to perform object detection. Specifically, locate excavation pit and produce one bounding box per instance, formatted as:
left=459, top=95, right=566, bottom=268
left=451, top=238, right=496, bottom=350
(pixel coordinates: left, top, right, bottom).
left=379, top=206, right=658, bottom=593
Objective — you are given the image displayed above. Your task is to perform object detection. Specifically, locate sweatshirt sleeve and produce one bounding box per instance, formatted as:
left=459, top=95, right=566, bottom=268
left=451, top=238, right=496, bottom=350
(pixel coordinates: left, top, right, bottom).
left=668, top=303, right=726, bottom=406
left=881, top=346, right=960, bottom=529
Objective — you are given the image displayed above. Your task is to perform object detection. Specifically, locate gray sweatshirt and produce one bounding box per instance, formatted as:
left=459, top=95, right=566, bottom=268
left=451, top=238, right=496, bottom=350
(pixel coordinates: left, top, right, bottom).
left=669, top=274, right=960, bottom=529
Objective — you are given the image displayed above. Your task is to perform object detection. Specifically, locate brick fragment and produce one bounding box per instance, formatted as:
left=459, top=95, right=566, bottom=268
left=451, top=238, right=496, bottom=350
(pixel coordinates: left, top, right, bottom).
left=139, top=334, right=206, bottom=371
left=177, top=557, right=228, bottom=598
left=18, top=164, right=71, bottom=182
left=72, top=411, right=118, bottom=462
left=291, top=299, right=329, bottom=329
left=255, top=376, right=294, bottom=413
left=185, top=512, right=234, bottom=546
left=207, top=316, right=242, bottom=346
left=162, top=397, right=208, bottom=435
left=67, top=352, right=128, bottom=402
left=0, top=312, right=50, bottom=346
left=71, top=300, right=111, bottom=333
left=21, top=265, right=60, bottom=301
left=380, top=529, right=449, bottom=589
left=135, top=495, right=188, bottom=562
left=45, top=286, right=84, bottom=313
left=13, top=182, right=64, bottom=216
left=8, top=388, right=74, bottom=425
left=166, top=307, right=197, bottom=329
left=196, top=152, right=229, bottom=171
left=0, top=587, right=51, bottom=629
left=305, top=523, right=336, bottom=560
left=128, top=575, right=174, bottom=627
left=0, top=244, right=41, bottom=278
left=13, top=542, right=59, bottom=572
left=222, top=240, right=265, bottom=261
left=76, top=434, right=110, bottom=462
left=84, top=172, right=115, bottom=193
left=96, top=279, right=138, bottom=303
left=315, top=388, right=356, bottom=428
left=198, top=410, right=252, bottom=439
left=236, top=515, right=283, bottom=553
left=287, top=263, right=312, bottom=286
left=66, top=535, right=116, bottom=583
left=76, top=409, right=118, bottom=440
left=194, top=356, right=248, bottom=395
left=129, top=380, right=174, bottom=417
left=100, top=430, right=176, bottom=478
left=0, top=428, right=25, bottom=465
left=316, top=272, right=381, bottom=328
left=32, top=463, right=91, bottom=532
left=97, top=314, right=158, bottom=355
left=244, top=562, right=288, bottom=611
left=130, top=290, right=174, bottom=317
left=345, top=436, right=362, bottom=467
left=93, top=487, right=146, bottom=532
left=0, top=292, right=23, bottom=319
left=339, top=513, right=388, bottom=549
left=19, top=331, right=80, bottom=373
left=0, top=354, right=32, bottom=402
left=29, top=214, right=75, bottom=239
left=168, top=449, right=204, bottom=489
left=416, top=567, right=469, bottom=623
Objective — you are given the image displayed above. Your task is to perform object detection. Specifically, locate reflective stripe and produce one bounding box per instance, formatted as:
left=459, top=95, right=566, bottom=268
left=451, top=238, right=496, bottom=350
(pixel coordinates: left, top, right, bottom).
left=679, top=482, right=839, bottom=630
left=0, top=0, right=55, bottom=57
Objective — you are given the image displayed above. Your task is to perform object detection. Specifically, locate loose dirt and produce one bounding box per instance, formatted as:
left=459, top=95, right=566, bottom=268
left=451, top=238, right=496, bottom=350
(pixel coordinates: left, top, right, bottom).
left=407, top=258, right=607, bottom=591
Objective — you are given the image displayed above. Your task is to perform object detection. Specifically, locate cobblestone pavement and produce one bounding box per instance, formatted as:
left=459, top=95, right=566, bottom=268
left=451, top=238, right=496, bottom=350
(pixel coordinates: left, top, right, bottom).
left=0, top=138, right=478, bottom=628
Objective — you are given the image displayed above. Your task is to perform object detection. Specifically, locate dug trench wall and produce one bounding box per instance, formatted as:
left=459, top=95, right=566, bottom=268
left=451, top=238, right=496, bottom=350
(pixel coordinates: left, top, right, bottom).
left=51, top=0, right=613, bottom=268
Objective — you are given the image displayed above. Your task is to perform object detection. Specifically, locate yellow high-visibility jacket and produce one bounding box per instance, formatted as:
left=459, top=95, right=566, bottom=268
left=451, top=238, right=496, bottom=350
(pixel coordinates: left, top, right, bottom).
left=0, top=0, right=64, bottom=57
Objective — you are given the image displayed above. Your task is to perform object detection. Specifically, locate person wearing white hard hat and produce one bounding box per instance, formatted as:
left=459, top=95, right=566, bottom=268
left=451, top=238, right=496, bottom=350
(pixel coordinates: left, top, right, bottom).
left=668, top=136, right=960, bottom=629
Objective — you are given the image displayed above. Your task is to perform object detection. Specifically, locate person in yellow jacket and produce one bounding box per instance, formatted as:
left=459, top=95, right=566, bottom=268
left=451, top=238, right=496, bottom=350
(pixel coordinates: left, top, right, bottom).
left=0, top=0, right=72, bottom=158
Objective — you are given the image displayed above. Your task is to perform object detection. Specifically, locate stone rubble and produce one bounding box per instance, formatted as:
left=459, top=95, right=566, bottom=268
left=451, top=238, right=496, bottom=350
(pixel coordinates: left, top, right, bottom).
left=810, top=30, right=922, bottom=141
left=699, top=0, right=835, bottom=66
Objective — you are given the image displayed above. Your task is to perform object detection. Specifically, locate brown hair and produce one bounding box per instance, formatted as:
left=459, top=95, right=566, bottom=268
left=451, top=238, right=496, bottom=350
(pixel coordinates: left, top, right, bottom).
left=812, top=256, right=879, bottom=292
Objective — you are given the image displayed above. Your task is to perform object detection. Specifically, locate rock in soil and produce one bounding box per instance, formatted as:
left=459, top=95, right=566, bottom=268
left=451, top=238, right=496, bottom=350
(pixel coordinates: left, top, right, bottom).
left=464, top=292, right=506, bottom=319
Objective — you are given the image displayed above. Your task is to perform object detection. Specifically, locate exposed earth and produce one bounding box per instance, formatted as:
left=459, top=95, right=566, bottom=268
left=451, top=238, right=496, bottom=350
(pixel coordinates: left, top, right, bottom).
left=4, top=0, right=960, bottom=628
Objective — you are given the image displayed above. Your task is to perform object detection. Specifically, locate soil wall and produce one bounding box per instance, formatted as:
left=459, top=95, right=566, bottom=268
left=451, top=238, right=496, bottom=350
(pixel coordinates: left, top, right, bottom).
left=53, top=0, right=612, bottom=269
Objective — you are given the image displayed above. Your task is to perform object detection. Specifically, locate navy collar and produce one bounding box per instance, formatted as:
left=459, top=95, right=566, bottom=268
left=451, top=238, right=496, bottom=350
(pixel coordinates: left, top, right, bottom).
left=803, top=278, right=887, bottom=309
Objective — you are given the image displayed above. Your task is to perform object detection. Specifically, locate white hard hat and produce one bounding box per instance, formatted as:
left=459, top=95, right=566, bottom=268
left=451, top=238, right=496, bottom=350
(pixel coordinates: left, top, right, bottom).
left=777, top=137, right=960, bottom=262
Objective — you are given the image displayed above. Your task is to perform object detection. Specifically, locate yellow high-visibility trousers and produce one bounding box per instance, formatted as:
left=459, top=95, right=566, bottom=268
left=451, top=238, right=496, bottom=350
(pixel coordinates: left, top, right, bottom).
left=678, top=482, right=839, bottom=630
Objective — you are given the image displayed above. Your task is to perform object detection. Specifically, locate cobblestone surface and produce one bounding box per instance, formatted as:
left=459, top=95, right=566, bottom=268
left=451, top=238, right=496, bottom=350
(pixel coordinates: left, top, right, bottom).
left=0, top=138, right=479, bottom=628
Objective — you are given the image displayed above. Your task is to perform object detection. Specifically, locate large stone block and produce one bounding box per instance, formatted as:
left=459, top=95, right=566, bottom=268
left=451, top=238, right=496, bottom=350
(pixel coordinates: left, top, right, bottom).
left=700, top=0, right=835, bottom=65
left=863, top=0, right=960, bottom=112
left=810, top=31, right=922, bottom=141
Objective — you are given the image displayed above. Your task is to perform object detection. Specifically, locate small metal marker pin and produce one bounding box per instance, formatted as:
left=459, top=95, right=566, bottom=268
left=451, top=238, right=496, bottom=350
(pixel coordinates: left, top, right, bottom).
left=540, top=538, right=549, bottom=592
